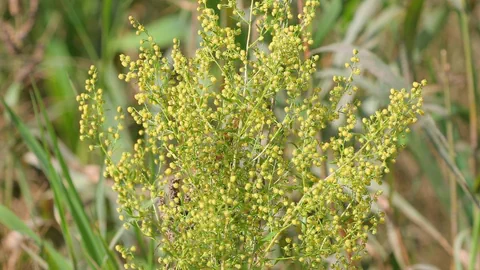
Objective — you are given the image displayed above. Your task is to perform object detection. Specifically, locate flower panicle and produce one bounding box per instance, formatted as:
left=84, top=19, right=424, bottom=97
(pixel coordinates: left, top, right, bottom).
left=77, top=1, right=424, bottom=268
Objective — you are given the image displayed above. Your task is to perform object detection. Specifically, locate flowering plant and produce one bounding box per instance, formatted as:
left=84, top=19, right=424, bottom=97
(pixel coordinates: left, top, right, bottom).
left=77, top=0, right=424, bottom=268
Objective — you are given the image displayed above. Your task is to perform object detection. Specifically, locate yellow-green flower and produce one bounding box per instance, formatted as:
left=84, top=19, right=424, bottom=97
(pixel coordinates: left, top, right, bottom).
left=77, top=0, right=423, bottom=268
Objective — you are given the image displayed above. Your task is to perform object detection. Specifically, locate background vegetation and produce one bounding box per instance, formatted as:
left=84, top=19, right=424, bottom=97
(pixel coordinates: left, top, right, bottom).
left=0, top=0, right=479, bottom=269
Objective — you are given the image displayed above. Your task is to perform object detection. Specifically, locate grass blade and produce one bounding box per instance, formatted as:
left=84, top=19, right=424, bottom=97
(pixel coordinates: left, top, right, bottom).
left=422, top=116, right=480, bottom=209
left=311, top=44, right=405, bottom=89
left=403, top=0, right=424, bottom=60
left=470, top=211, right=480, bottom=270
left=360, top=6, right=402, bottom=43
left=416, top=6, right=449, bottom=52
left=407, top=132, right=449, bottom=206
left=375, top=183, right=453, bottom=255
left=343, top=0, right=381, bottom=44
left=114, top=12, right=189, bottom=51
left=454, top=230, right=469, bottom=270
left=0, top=205, right=72, bottom=270
left=312, top=0, right=342, bottom=47
left=96, top=165, right=107, bottom=238
left=14, top=158, right=36, bottom=215
left=59, top=0, right=98, bottom=59
left=31, top=87, right=118, bottom=269
left=2, top=94, right=116, bottom=268
left=391, top=192, right=452, bottom=255
left=2, top=97, right=78, bottom=267
left=102, top=0, right=113, bottom=59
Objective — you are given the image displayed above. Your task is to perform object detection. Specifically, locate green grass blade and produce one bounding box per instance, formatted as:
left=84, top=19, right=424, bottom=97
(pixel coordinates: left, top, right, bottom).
left=148, top=238, right=155, bottom=269
left=391, top=192, right=452, bottom=255
left=44, top=40, right=79, bottom=149
left=456, top=0, right=480, bottom=195
left=96, top=166, right=107, bottom=238
left=343, top=0, right=381, bottom=44
left=4, top=93, right=115, bottom=268
left=4, top=82, right=21, bottom=107
left=422, top=116, right=480, bottom=209
left=102, top=0, right=113, bottom=60
left=375, top=183, right=453, bottom=255
left=312, top=0, right=342, bottom=47
left=31, top=88, right=117, bottom=268
left=403, top=0, right=424, bottom=57
left=109, top=226, right=126, bottom=250
left=99, top=234, right=122, bottom=269
left=470, top=211, right=480, bottom=270
left=14, top=158, right=36, bottom=215
left=407, top=132, right=449, bottom=206
left=311, top=44, right=405, bottom=89
left=385, top=218, right=407, bottom=269
left=416, top=6, right=449, bottom=52
left=0, top=205, right=72, bottom=270
left=114, top=12, right=189, bottom=51
left=454, top=230, right=469, bottom=270
left=23, top=245, right=48, bottom=269
left=361, top=6, right=402, bottom=42
left=3, top=97, right=78, bottom=267
left=59, top=0, right=98, bottom=59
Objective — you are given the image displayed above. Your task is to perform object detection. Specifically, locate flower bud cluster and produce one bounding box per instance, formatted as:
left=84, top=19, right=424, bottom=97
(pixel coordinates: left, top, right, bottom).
left=78, top=1, right=423, bottom=268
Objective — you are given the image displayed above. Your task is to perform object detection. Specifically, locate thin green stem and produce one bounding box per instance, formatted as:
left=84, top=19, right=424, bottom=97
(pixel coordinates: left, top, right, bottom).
left=441, top=49, right=458, bottom=267
left=243, top=0, right=255, bottom=89
left=471, top=212, right=480, bottom=270
left=457, top=1, right=480, bottom=267
left=458, top=0, right=478, bottom=176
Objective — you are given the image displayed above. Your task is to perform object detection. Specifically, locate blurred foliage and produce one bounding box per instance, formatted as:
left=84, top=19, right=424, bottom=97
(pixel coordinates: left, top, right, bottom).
left=0, top=0, right=479, bottom=269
